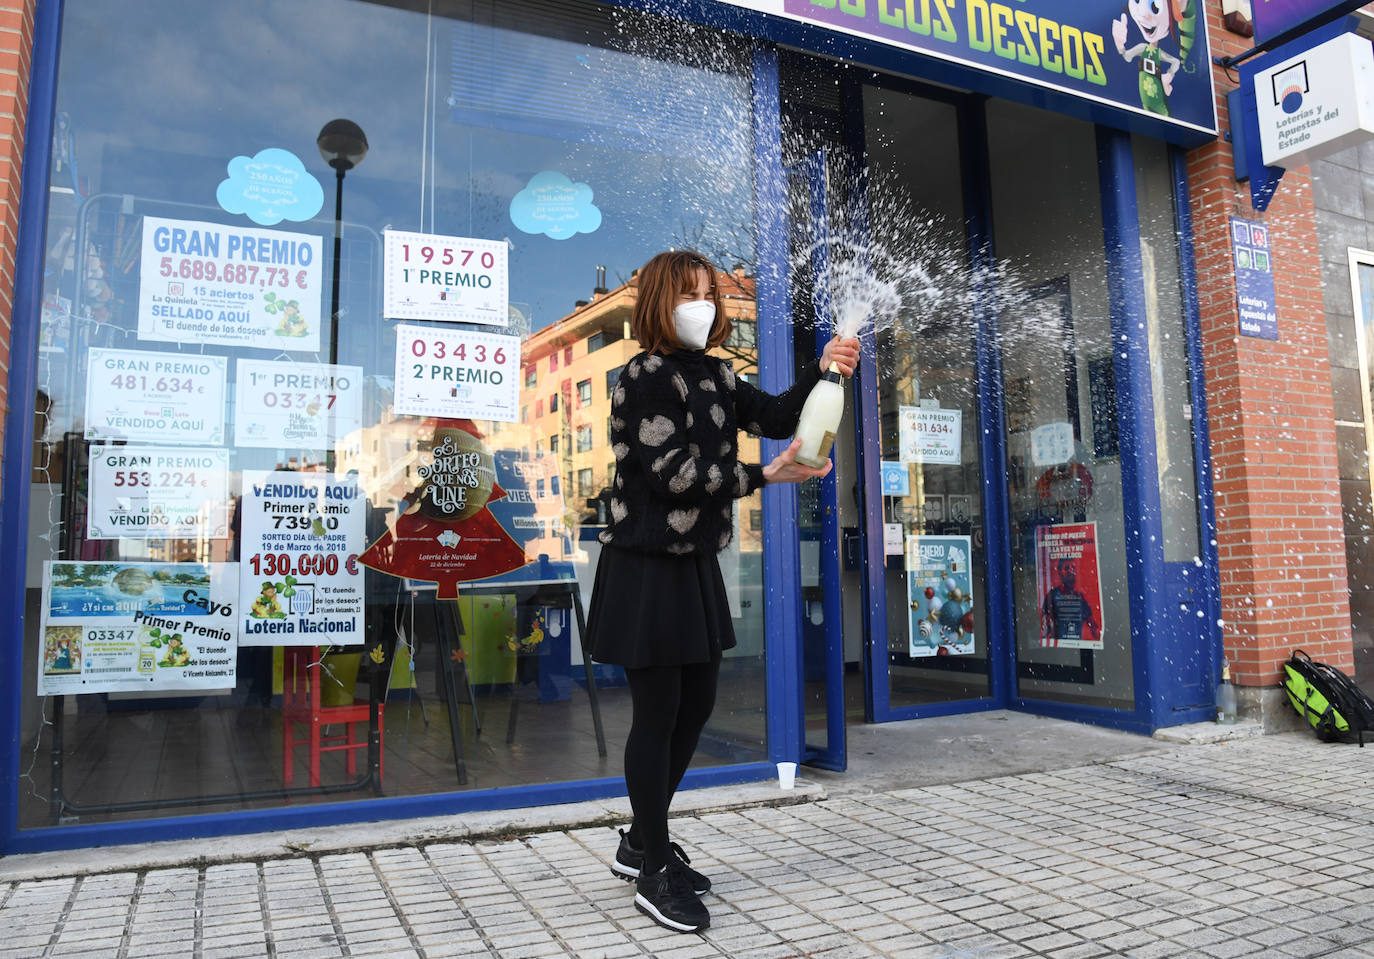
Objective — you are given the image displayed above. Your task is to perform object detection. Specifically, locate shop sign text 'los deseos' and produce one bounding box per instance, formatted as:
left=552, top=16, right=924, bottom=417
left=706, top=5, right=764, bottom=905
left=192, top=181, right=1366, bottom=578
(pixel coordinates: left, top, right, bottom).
left=713, top=0, right=1216, bottom=135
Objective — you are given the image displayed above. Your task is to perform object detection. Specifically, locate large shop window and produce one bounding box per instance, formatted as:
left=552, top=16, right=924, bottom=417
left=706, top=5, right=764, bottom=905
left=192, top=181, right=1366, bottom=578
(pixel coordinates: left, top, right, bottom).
left=22, top=0, right=762, bottom=828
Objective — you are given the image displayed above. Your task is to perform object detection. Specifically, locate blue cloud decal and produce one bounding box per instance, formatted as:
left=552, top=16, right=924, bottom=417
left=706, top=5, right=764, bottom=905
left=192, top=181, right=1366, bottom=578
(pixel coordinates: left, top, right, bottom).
left=216, top=148, right=325, bottom=226
left=509, top=171, right=602, bottom=240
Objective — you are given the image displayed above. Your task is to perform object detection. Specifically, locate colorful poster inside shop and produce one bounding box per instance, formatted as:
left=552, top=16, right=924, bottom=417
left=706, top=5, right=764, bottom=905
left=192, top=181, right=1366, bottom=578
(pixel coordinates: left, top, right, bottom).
left=899, top=405, right=962, bottom=465
left=711, top=0, right=1215, bottom=134
left=39, top=561, right=239, bottom=694
left=905, top=535, right=975, bottom=657
left=239, top=471, right=366, bottom=647
left=1035, top=522, right=1104, bottom=649
left=138, top=215, right=323, bottom=351
left=234, top=360, right=363, bottom=450
left=86, top=446, right=231, bottom=541
left=393, top=324, right=521, bottom=423
left=383, top=230, right=509, bottom=325
left=84, top=347, right=226, bottom=445
left=360, top=420, right=528, bottom=598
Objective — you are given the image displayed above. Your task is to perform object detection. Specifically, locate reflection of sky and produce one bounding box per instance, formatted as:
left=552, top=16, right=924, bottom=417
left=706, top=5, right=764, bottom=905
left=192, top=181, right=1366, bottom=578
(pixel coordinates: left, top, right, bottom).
left=54, top=0, right=756, bottom=340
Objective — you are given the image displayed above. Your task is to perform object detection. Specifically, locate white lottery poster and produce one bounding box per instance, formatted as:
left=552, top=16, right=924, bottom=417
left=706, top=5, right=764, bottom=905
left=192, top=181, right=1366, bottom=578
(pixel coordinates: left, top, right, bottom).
left=39, top=561, right=239, bottom=694
left=234, top=360, right=363, bottom=450
left=383, top=230, right=508, bottom=325
left=239, top=471, right=366, bottom=647
left=84, top=348, right=227, bottom=445
left=87, top=446, right=231, bottom=540
left=393, top=324, right=520, bottom=422
left=898, top=406, right=963, bottom=465
left=138, top=215, right=323, bottom=351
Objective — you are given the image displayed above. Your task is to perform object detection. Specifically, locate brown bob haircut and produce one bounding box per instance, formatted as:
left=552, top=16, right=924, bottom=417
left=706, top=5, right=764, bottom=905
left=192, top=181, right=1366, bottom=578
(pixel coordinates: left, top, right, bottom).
left=631, top=250, right=732, bottom=354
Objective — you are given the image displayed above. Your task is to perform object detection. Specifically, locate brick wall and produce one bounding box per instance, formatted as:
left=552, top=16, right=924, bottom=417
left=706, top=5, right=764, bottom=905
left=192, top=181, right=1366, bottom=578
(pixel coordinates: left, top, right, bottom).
left=1188, top=3, right=1354, bottom=683
left=0, top=0, right=35, bottom=501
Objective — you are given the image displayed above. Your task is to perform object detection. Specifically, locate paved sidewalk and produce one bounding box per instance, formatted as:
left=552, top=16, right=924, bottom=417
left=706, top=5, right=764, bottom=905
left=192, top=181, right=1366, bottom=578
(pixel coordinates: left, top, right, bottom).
left=2, top=731, right=1371, bottom=958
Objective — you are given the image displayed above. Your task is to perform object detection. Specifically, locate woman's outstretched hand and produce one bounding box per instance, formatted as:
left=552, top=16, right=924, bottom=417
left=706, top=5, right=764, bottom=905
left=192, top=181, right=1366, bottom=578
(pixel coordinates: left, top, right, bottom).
left=763, top=437, right=833, bottom=485
left=820, top=336, right=861, bottom=376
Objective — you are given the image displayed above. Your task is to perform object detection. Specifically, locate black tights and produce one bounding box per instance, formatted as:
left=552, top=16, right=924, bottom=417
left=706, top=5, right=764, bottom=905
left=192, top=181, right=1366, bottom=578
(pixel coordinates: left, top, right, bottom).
left=623, top=659, right=720, bottom=875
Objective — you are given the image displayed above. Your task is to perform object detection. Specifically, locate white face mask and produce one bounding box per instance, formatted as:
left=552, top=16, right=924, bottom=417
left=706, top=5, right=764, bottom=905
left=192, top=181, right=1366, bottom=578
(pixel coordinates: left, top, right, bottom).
left=673, top=300, right=716, bottom=350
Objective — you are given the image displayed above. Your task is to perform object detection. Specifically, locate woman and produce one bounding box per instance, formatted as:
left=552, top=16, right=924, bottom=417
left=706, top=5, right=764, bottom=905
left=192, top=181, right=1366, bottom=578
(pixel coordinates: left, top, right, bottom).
left=584, top=250, right=859, bottom=933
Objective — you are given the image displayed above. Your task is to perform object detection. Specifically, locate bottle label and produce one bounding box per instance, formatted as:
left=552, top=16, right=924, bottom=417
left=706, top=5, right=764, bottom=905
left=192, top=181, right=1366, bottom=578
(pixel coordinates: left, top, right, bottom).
left=818, top=430, right=836, bottom=459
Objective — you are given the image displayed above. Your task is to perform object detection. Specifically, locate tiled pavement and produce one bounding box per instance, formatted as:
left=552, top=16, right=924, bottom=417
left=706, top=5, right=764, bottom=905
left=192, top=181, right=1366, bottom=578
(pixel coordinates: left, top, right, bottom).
left=2, top=733, right=1371, bottom=958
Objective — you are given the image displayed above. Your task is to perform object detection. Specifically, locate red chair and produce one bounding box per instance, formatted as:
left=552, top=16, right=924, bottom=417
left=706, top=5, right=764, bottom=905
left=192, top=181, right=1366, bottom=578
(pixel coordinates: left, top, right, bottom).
left=282, top=646, right=383, bottom=787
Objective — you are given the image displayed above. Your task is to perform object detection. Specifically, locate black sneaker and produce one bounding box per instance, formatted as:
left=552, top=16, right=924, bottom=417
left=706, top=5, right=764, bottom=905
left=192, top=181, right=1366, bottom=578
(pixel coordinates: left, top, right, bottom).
left=610, top=829, right=711, bottom=895
left=635, top=862, right=710, bottom=933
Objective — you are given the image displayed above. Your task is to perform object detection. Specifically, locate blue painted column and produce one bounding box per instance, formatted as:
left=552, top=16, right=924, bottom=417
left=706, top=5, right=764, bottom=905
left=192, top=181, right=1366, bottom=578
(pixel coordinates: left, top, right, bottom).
left=751, top=46, right=804, bottom=764
left=1171, top=146, right=1224, bottom=698
left=0, top=0, right=65, bottom=849
left=837, top=74, right=886, bottom=723
left=1095, top=127, right=1166, bottom=729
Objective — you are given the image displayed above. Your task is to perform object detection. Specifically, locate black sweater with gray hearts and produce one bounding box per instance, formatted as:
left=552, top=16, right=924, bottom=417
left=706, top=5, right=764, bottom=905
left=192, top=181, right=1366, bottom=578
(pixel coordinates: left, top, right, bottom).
left=598, top=349, right=823, bottom=555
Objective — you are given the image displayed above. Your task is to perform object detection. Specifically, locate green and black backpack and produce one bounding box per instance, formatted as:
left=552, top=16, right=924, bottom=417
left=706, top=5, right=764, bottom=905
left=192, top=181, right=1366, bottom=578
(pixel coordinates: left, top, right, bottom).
left=1281, top=649, right=1374, bottom=746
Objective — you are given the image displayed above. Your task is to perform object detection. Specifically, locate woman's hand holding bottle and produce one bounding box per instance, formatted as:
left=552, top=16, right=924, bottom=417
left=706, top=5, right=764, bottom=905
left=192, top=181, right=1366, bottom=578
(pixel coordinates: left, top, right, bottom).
left=763, top=437, right=833, bottom=485
left=820, top=336, right=861, bottom=376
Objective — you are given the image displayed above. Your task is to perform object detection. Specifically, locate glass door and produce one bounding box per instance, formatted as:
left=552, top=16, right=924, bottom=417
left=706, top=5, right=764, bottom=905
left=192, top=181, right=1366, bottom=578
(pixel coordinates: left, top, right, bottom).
left=987, top=102, right=1136, bottom=709
left=860, top=81, right=996, bottom=718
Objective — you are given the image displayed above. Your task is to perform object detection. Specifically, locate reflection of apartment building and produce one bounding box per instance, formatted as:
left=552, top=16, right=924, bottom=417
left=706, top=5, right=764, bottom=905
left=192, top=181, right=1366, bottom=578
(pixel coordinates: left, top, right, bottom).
left=336, top=400, right=428, bottom=517
left=520, top=266, right=761, bottom=526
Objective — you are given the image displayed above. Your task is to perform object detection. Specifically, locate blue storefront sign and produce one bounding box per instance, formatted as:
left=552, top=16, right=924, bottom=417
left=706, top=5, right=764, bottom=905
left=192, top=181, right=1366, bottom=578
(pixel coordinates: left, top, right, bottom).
left=1232, top=217, right=1279, bottom=340
left=1251, top=0, right=1370, bottom=45
left=715, top=0, right=1215, bottom=135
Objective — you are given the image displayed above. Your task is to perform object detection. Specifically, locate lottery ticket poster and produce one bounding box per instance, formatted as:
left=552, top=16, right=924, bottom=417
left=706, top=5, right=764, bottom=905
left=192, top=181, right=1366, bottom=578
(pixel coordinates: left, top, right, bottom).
left=238, top=471, right=366, bottom=647
left=234, top=360, right=363, bottom=450
left=39, top=561, right=239, bottom=695
left=84, top=348, right=227, bottom=445
left=898, top=406, right=962, bottom=465
left=383, top=230, right=508, bottom=325
left=393, top=324, right=520, bottom=422
left=138, top=216, right=323, bottom=351
left=86, top=446, right=231, bottom=540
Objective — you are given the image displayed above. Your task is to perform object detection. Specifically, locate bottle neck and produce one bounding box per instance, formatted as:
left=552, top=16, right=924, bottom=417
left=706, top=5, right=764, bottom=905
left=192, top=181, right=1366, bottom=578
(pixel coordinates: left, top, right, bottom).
left=823, top=363, right=843, bottom=383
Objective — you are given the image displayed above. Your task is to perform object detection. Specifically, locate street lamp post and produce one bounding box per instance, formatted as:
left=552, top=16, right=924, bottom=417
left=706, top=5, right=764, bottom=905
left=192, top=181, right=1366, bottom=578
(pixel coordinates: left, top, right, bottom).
left=316, top=119, right=368, bottom=369
left=316, top=120, right=382, bottom=794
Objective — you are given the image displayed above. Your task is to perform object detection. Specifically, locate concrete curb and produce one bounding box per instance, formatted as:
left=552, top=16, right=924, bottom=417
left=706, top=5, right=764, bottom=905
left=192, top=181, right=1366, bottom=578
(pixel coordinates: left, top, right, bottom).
left=0, top=778, right=825, bottom=883
left=1150, top=720, right=1265, bottom=744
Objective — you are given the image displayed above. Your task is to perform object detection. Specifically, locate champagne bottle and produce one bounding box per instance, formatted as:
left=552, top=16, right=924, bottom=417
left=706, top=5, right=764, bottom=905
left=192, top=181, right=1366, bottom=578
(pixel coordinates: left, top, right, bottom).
left=1216, top=658, right=1238, bottom=724
left=793, top=363, right=846, bottom=468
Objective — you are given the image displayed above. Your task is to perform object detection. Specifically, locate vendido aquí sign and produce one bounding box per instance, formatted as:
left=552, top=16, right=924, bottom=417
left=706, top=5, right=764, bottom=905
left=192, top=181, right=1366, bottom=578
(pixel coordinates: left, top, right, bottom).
left=713, top=0, right=1217, bottom=135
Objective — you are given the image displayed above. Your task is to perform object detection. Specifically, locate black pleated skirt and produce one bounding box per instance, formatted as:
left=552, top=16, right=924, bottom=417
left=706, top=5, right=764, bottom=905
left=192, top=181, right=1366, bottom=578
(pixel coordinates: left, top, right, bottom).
left=584, top=545, right=735, bottom=668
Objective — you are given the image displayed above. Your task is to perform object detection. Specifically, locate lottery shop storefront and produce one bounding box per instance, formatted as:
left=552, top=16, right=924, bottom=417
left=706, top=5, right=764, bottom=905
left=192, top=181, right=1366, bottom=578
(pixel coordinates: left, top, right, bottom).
left=0, top=0, right=1244, bottom=853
